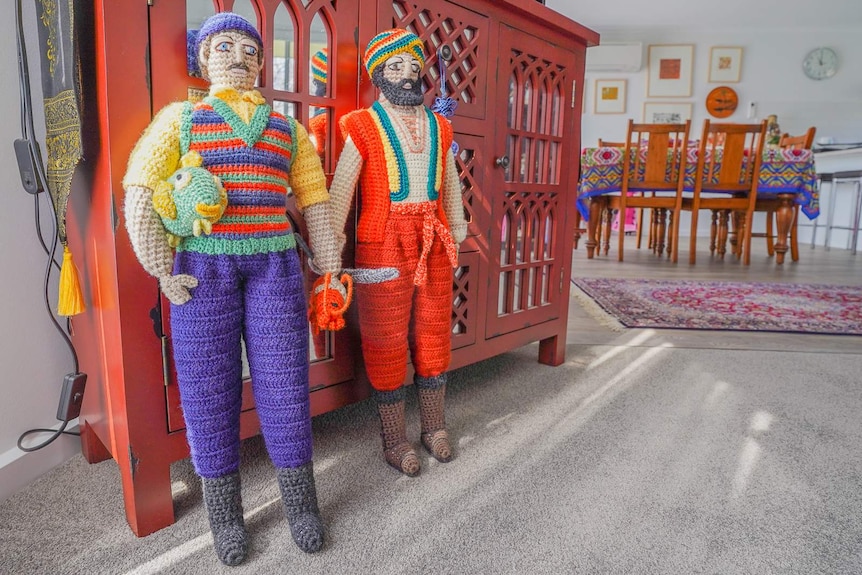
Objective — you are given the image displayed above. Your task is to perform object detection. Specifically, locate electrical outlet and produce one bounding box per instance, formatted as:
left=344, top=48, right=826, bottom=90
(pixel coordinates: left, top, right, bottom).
left=57, top=373, right=87, bottom=421
left=747, top=101, right=756, bottom=119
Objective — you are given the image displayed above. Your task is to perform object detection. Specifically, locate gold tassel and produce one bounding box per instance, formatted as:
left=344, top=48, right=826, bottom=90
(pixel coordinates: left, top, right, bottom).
left=58, top=245, right=85, bottom=316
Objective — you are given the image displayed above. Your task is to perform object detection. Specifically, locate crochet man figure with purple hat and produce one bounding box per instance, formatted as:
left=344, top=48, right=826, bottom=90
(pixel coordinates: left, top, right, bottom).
left=329, top=29, right=468, bottom=476
left=122, top=12, right=343, bottom=565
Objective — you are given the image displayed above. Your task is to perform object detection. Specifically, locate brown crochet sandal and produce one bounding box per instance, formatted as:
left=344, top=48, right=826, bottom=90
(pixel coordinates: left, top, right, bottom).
left=420, top=429, right=452, bottom=462
left=416, top=374, right=454, bottom=463
left=376, top=388, right=421, bottom=476
left=383, top=441, right=421, bottom=476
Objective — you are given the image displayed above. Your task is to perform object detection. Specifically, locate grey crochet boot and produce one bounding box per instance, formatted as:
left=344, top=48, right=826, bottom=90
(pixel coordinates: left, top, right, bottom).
left=276, top=462, right=325, bottom=553
left=416, top=373, right=453, bottom=463
left=201, top=473, right=248, bottom=566
left=376, top=387, right=420, bottom=476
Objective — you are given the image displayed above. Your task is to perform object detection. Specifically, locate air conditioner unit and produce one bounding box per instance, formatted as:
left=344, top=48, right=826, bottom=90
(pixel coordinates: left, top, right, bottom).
left=586, top=42, right=643, bottom=73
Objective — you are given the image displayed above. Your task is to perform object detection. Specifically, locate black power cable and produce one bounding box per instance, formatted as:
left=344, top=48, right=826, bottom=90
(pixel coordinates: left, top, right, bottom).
left=15, top=0, right=82, bottom=452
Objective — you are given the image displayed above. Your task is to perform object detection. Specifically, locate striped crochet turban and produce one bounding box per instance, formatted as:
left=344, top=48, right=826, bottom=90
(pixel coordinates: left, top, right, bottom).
left=311, top=49, right=328, bottom=84
left=195, top=12, right=263, bottom=59
left=363, top=29, right=426, bottom=77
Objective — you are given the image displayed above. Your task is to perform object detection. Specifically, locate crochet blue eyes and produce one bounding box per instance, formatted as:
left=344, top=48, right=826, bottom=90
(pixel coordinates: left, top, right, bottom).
left=215, top=41, right=257, bottom=57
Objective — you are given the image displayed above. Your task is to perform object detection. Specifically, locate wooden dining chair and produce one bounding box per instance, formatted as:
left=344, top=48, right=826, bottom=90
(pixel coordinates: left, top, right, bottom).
left=606, top=119, right=691, bottom=262
left=751, top=126, right=816, bottom=261
left=596, top=137, right=665, bottom=256
left=683, top=119, right=768, bottom=265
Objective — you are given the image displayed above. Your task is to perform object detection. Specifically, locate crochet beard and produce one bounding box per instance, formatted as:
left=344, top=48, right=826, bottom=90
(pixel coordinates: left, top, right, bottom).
left=373, top=68, right=424, bottom=107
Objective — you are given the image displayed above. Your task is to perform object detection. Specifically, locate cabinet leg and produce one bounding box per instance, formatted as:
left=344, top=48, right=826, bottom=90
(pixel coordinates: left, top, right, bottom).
left=80, top=421, right=112, bottom=464
left=538, top=334, right=565, bottom=366
left=118, top=445, right=176, bottom=537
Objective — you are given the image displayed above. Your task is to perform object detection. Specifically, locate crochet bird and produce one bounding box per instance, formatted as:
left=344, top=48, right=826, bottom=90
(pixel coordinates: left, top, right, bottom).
left=153, top=151, right=228, bottom=247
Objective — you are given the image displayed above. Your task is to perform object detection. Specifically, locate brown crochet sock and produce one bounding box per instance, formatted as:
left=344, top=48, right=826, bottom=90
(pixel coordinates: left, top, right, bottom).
left=275, top=462, right=325, bottom=553
left=416, top=374, right=453, bottom=463
left=376, top=388, right=420, bottom=476
left=201, top=473, right=248, bottom=566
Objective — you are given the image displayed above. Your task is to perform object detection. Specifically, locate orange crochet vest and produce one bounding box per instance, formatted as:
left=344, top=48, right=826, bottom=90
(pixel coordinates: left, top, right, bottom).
left=339, top=107, right=454, bottom=243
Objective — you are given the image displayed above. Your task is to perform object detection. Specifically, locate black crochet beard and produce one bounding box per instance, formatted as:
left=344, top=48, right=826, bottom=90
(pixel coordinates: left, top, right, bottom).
left=373, top=69, right=425, bottom=107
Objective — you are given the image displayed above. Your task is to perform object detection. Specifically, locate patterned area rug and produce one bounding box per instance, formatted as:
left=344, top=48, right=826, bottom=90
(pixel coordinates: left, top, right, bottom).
left=572, top=278, right=862, bottom=335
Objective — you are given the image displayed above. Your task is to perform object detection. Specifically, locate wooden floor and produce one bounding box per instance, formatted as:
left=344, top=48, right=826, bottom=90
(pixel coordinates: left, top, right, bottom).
left=566, top=233, right=862, bottom=354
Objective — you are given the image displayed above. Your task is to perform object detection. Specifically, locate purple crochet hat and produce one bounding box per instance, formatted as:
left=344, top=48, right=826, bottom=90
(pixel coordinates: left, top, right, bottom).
left=194, top=12, right=263, bottom=59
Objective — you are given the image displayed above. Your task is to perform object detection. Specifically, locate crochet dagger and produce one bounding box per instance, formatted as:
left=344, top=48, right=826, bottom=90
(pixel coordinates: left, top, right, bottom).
left=293, top=233, right=400, bottom=284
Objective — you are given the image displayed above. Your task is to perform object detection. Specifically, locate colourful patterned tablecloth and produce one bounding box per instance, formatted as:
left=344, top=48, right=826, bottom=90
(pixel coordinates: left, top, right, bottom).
left=577, top=146, right=819, bottom=221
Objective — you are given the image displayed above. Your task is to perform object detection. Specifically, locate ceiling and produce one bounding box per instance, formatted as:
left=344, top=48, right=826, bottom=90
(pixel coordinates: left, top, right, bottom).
left=543, top=0, right=862, bottom=33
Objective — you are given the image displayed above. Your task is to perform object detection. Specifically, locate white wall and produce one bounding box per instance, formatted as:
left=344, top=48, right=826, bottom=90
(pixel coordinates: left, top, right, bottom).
left=0, top=1, right=83, bottom=501
left=581, top=27, right=862, bottom=241
left=582, top=27, right=862, bottom=145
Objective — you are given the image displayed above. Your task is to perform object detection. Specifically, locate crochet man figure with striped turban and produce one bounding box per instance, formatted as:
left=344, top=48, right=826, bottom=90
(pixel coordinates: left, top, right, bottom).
left=122, top=12, right=343, bottom=566
left=329, top=29, right=468, bottom=476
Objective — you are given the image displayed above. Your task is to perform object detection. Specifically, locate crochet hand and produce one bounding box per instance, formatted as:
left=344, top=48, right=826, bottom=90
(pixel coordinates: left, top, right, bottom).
left=159, top=274, right=198, bottom=305
left=308, top=273, right=353, bottom=333
left=451, top=223, right=468, bottom=245
left=328, top=275, right=348, bottom=300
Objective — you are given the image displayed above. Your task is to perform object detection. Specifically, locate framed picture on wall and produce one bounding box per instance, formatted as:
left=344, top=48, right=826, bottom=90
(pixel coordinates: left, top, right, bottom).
left=594, top=79, right=627, bottom=114
left=647, top=44, right=694, bottom=97
left=708, top=46, right=743, bottom=83
left=643, top=101, right=693, bottom=124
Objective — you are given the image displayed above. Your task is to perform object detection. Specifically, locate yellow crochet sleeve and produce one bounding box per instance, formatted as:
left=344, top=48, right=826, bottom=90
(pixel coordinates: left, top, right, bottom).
left=290, top=121, right=329, bottom=211
left=122, top=102, right=185, bottom=192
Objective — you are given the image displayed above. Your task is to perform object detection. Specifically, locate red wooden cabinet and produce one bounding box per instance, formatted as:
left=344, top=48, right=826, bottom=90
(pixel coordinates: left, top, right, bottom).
left=70, top=0, right=597, bottom=536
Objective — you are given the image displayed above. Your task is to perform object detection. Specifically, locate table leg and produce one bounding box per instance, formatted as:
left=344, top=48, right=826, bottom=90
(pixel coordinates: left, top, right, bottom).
left=586, top=198, right=603, bottom=258
left=572, top=210, right=583, bottom=250
left=774, top=194, right=794, bottom=265
left=602, top=206, right=613, bottom=256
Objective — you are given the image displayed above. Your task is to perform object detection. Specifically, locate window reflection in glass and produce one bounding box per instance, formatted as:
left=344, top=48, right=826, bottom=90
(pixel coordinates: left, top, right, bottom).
left=186, top=0, right=216, bottom=78
left=273, top=4, right=297, bottom=92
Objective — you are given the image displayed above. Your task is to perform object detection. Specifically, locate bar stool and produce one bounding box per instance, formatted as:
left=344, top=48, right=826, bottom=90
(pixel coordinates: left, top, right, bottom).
left=824, top=170, right=862, bottom=254
left=800, top=173, right=832, bottom=248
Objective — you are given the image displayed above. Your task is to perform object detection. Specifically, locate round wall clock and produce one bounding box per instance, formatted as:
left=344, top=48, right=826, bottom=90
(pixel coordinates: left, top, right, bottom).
left=705, top=86, right=738, bottom=118
left=802, top=47, right=838, bottom=80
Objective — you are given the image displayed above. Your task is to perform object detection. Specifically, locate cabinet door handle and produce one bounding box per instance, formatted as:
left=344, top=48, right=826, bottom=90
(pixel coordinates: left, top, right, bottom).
left=495, top=155, right=510, bottom=169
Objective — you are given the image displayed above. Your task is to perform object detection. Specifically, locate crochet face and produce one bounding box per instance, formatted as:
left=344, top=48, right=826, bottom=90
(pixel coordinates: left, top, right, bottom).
left=375, top=54, right=424, bottom=106
left=201, top=31, right=262, bottom=91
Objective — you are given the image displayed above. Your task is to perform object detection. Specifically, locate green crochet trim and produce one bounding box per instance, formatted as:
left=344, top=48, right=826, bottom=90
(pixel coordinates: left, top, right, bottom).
left=219, top=172, right=288, bottom=186
left=206, top=97, right=271, bottom=147
left=177, top=234, right=296, bottom=255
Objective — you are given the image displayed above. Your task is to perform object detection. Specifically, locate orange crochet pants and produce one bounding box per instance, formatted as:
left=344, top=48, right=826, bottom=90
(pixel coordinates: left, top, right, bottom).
left=355, top=205, right=456, bottom=392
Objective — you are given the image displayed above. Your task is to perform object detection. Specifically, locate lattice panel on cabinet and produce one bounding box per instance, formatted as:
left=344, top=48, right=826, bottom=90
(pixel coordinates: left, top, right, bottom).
left=452, top=132, right=486, bottom=239
left=387, top=0, right=488, bottom=119
left=451, top=251, right=478, bottom=349
left=497, top=191, right=559, bottom=316
left=503, top=50, right=567, bottom=186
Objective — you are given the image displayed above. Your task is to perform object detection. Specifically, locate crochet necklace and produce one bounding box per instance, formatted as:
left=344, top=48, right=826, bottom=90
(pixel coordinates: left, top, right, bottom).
left=372, top=100, right=440, bottom=201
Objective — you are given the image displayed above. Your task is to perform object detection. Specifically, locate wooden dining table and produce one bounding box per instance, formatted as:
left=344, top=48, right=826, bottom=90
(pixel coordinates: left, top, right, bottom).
left=576, top=145, right=819, bottom=264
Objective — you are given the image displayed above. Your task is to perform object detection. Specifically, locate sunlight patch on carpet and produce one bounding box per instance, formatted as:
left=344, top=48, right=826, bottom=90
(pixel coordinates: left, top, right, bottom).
left=571, top=278, right=862, bottom=335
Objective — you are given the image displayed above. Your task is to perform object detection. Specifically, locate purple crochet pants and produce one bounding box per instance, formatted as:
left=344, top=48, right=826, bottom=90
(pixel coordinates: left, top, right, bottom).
left=170, top=249, right=311, bottom=478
